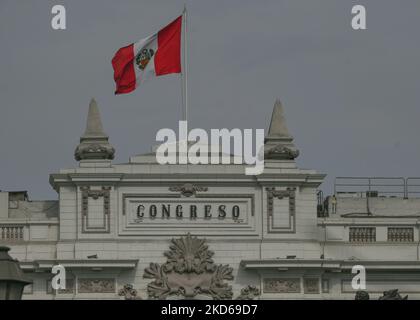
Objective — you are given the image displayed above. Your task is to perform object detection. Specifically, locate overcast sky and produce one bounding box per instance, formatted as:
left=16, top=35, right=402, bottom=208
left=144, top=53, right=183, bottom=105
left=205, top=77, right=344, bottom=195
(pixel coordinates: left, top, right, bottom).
left=1, top=0, right=420, bottom=200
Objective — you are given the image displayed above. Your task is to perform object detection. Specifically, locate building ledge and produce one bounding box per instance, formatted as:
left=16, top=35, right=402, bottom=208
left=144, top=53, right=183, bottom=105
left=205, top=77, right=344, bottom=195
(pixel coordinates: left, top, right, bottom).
left=20, top=259, right=138, bottom=271
left=317, top=218, right=420, bottom=226
left=240, top=259, right=420, bottom=271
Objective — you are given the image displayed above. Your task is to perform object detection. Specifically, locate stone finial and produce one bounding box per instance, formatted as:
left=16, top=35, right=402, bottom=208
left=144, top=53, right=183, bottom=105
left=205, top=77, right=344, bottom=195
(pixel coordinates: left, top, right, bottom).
left=74, top=99, right=115, bottom=161
left=83, top=98, right=106, bottom=137
left=264, top=99, right=299, bottom=160
left=267, top=99, right=290, bottom=137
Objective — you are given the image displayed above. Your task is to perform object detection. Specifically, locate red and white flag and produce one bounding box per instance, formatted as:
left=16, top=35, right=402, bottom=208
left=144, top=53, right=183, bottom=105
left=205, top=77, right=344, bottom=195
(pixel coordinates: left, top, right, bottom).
left=112, top=15, right=182, bottom=95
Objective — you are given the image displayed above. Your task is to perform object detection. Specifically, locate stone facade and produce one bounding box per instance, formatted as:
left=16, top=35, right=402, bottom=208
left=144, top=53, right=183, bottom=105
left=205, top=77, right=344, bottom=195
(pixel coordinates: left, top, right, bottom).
left=1, top=99, right=420, bottom=300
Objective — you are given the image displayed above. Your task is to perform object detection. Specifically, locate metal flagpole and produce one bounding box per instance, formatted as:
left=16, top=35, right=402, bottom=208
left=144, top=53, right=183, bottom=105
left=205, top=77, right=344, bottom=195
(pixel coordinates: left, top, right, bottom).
left=182, top=4, right=188, bottom=122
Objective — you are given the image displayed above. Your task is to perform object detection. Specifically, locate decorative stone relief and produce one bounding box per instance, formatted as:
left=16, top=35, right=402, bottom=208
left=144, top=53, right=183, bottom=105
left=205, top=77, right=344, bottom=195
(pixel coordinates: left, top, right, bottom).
left=263, top=278, right=301, bottom=293
left=378, top=289, right=408, bottom=300
left=266, top=187, right=296, bottom=233
left=303, top=278, right=319, bottom=294
left=264, top=145, right=299, bottom=160
left=355, top=289, right=408, bottom=300
left=78, top=279, right=115, bottom=293
left=355, top=290, right=370, bottom=300
left=118, top=284, right=142, bottom=300
left=169, top=183, right=208, bottom=197
left=235, top=286, right=260, bottom=300
left=143, top=233, right=234, bottom=300
left=75, top=143, right=115, bottom=161
left=81, top=186, right=111, bottom=234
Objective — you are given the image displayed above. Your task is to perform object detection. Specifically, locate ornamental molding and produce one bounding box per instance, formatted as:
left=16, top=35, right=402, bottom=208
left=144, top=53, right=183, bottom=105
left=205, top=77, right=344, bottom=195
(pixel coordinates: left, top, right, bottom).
left=143, top=233, right=234, bottom=300
left=74, top=142, right=115, bottom=161
left=81, top=186, right=111, bottom=234
left=264, top=144, right=299, bottom=160
left=78, top=278, right=115, bottom=293
left=266, top=187, right=296, bottom=234
left=263, top=278, right=301, bottom=293
left=169, top=183, right=208, bottom=197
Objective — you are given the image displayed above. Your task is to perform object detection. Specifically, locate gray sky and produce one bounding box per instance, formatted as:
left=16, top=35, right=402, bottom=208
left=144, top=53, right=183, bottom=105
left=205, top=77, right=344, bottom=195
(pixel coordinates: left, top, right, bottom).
left=1, top=0, right=420, bottom=200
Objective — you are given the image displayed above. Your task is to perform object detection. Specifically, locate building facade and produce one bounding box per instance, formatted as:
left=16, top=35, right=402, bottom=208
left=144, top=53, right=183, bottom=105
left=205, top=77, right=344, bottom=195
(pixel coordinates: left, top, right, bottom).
left=1, top=99, right=420, bottom=300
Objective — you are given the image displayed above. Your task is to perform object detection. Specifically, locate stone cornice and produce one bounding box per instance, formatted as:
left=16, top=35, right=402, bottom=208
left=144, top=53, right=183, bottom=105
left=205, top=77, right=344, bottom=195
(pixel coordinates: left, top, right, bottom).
left=318, top=218, right=420, bottom=225
left=20, top=259, right=138, bottom=271
left=49, top=171, right=325, bottom=190
left=241, top=259, right=420, bottom=271
left=0, top=219, right=59, bottom=225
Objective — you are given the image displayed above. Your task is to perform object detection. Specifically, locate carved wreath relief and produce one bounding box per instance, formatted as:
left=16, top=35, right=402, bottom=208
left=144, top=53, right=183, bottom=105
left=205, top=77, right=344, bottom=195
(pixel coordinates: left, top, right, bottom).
left=143, top=233, right=234, bottom=300
left=169, top=183, right=208, bottom=197
left=118, top=284, right=142, bottom=300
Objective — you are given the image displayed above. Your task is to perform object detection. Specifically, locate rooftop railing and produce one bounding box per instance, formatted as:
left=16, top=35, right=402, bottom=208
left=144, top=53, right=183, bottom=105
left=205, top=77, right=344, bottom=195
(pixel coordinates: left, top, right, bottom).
left=334, top=177, right=420, bottom=199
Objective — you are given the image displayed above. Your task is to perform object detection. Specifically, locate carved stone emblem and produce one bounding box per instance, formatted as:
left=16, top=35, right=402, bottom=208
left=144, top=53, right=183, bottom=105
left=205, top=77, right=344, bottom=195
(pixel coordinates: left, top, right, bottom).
left=169, top=183, right=208, bottom=197
left=235, top=285, right=260, bottom=300
left=143, top=233, right=234, bottom=300
left=118, top=284, right=142, bottom=300
left=378, top=289, right=408, bottom=300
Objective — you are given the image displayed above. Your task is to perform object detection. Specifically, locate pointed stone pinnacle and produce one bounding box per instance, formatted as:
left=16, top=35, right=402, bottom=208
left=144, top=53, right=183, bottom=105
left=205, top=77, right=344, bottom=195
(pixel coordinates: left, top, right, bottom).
left=264, top=99, right=299, bottom=160
left=83, top=98, right=106, bottom=137
left=267, top=99, right=290, bottom=137
left=74, top=98, right=115, bottom=161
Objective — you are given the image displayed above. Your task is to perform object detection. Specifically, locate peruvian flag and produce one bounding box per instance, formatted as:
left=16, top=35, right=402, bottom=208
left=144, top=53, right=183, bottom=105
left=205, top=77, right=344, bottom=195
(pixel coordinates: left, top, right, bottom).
left=112, top=15, right=182, bottom=95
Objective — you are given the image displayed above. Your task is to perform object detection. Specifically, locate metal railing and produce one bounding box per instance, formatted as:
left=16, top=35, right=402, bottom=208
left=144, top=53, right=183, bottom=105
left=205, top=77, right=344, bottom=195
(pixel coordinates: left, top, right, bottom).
left=334, top=177, right=420, bottom=199
left=406, top=178, right=420, bottom=198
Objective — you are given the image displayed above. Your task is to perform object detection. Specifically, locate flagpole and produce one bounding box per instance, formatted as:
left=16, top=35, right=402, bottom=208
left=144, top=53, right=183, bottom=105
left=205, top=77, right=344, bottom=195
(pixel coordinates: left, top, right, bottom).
left=182, top=4, right=188, bottom=123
